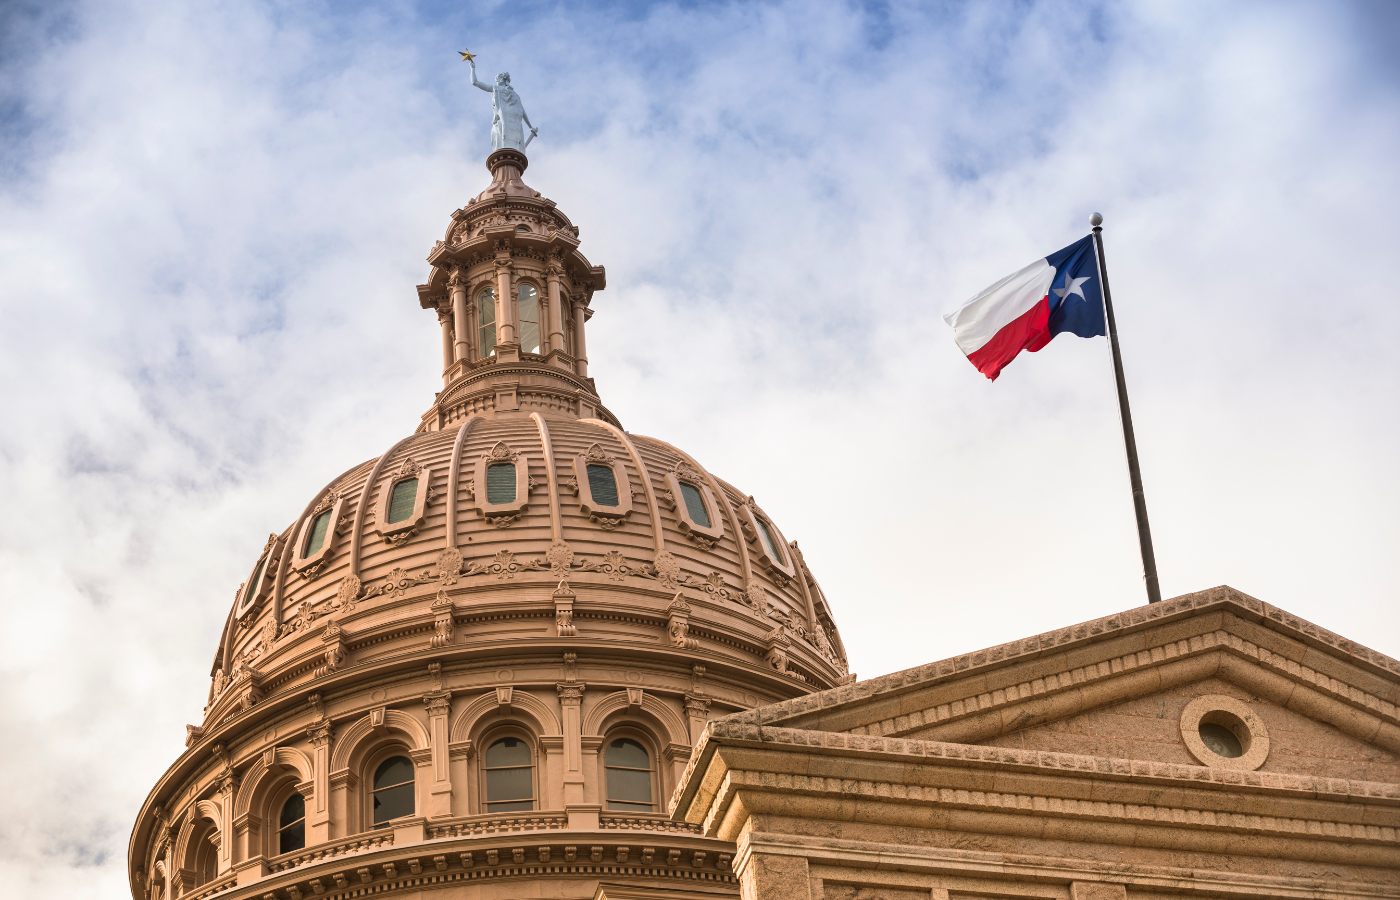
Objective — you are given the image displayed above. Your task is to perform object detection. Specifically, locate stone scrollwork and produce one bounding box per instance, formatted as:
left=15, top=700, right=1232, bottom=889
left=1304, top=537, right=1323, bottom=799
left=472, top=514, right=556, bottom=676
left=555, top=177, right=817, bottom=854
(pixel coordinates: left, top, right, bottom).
left=553, top=580, right=577, bottom=637
left=335, top=574, right=362, bottom=614
left=666, top=594, right=699, bottom=650
left=437, top=547, right=464, bottom=585
left=316, top=621, right=348, bottom=678
left=545, top=540, right=573, bottom=577
left=430, top=591, right=455, bottom=648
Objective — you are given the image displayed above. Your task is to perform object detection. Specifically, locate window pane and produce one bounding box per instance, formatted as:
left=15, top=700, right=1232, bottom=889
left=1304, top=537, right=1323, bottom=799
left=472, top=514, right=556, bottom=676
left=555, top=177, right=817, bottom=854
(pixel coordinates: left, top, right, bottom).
left=486, top=766, right=533, bottom=803
left=279, top=793, right=305, bottom=828
left=486, top=463, right=516, bottom=504
left=586, top=464, right=619, bottom=507
left=387, top=477, right=418, bottom=524
left=242, top=556, right=267, bottom=606
left=485, top=737, right=531, bottom=767
left=606, top=766, right=652, bottom=805
left=486, top=798, right=534, bottom=812
left=478, top=288, right=496, bottom=357
left=303, top=509, right=332, bottom=556
left=372, top=782, right=415, bottom=823
left=606, top=738, right=649, bottom=769
left=607, top=800, right=654, bottom=812
left=679, top=483, right=710, bottom=528
left=278, top=818, right=305, bottom=854
left=518, top=285, right=540, bottom=353
left=758, top=517, right=785, bottom=563
left=374, top=756, right=414, bottom=789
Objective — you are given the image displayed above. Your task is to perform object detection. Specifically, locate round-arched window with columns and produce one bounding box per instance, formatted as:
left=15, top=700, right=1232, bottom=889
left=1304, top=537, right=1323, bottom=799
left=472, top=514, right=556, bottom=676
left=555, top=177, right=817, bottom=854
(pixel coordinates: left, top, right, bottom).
left=477, top=288, right=497, bottom=358
left=367, top=749, right=415, bottom=828
left=480, top=728, right=537, bottom=813
left=518, top=283, right=541, bottom=353
left=600, top=726, right=660, bottom=814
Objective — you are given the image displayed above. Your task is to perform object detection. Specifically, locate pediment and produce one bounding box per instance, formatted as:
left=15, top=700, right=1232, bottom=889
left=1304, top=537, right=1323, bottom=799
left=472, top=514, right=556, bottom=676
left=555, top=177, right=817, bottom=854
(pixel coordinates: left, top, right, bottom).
left=734, top=587, right=1400, bottom=774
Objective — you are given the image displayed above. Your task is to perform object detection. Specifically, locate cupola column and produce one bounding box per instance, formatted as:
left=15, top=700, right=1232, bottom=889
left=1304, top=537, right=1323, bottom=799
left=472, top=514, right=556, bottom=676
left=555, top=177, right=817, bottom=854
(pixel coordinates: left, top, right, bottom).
left=545, top=263, right=566, bottom=361
left=572, top=298, right=590, bottom=377
left=495, top=259, right=518, bottom=346
left=437, top=306, right=455, bottom=382
left=450, top=270, right=470, bottom=363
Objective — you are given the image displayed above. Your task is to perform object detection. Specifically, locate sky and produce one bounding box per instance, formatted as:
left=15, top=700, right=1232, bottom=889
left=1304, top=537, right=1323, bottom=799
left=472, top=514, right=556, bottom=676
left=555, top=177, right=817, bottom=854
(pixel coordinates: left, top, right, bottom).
left=1, top=0, right=1397, bottom=894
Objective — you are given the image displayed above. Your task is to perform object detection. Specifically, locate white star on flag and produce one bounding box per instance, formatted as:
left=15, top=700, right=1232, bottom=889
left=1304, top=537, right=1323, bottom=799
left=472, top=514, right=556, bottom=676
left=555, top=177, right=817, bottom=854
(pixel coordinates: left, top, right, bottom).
left=1052, top=272, right=1090, bottom=302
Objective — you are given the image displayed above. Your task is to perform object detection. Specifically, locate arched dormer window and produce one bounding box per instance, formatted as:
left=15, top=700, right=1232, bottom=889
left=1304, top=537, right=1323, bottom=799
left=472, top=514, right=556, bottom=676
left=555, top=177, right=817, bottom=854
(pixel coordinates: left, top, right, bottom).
left=388, top=479, right=417, bottom=523
left=371, top=755, right=415, bottom=827
left=483, top=736, right=535, bottom=812
left=574, top=443, right=633, bottom=522
left=472, top=442, right=530, bottom=519
left=740, top=499, right=797, bottom=580
left=233, top=534, right=281, bottom=619
left=375, top=458, right=434, bottom=541
left=478, top=288, right=497, bottom=358
left=277, top=792, right=306, bottom=854
left=292, top=491, right=345, bottom=573
left=604, top=737, right=655, bottom=812
left=518, top=284, right=540, bottom=353
left=664, top=463, right=725, bottom=545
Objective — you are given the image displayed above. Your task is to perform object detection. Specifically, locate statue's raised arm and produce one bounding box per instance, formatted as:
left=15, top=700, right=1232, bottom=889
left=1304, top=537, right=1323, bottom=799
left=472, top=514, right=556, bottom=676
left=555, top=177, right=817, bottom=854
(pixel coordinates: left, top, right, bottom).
left=468, top=59, right=537, bottom=153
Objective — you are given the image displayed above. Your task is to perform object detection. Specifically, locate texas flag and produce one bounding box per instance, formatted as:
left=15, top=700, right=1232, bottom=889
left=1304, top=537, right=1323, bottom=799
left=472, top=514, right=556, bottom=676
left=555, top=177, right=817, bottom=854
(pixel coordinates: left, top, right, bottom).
left=943, top=235, right=1106, bottom=380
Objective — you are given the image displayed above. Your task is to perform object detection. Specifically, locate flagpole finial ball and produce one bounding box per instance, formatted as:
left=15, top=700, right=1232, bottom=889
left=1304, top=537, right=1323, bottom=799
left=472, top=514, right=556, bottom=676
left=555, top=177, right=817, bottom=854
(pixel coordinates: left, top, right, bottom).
left=1089, top=212, right=1103, bottom=227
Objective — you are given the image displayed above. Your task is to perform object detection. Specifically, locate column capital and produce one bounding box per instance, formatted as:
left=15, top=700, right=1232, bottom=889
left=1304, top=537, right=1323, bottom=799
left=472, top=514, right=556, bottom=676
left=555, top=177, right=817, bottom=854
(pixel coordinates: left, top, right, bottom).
left=556, top=682, right=586, bottom=705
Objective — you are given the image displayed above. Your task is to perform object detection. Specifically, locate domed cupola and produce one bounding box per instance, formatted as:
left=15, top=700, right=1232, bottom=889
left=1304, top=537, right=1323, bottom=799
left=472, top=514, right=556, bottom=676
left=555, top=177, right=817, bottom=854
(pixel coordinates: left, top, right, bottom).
left=128, top=144, right=848, bottom=900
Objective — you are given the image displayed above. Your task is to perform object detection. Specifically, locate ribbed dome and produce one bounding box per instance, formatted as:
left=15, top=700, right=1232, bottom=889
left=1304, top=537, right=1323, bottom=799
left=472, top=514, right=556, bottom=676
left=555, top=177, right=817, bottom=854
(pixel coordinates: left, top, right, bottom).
left=133, top=147, right=848, bottom=900
left=204, top=409, right=849, bottom=728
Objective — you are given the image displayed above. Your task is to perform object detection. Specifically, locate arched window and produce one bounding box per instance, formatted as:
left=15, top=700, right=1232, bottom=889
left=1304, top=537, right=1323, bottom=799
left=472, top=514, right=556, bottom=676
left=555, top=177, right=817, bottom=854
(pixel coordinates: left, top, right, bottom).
left=193, top=830, right=218, bottom=885
left=604, top=737, right=654, bottom=812
left=277, top=792, right=306, bottom=854
left=586, top=464, right=619, bottom=507
left=679, top=482, right=711, bottom=528
left=478, top=288, right=497, bottom=358
left=518, top=284, right=540, bottom=353
left=371, top=756, right=415, bottom=826
left=303, top=508, right=332, bottom=557
left=486, top=463, right=516, bottom=504
left=484, top=737, right=535, bottom=812
left=386, top=477, right=418, bottom=524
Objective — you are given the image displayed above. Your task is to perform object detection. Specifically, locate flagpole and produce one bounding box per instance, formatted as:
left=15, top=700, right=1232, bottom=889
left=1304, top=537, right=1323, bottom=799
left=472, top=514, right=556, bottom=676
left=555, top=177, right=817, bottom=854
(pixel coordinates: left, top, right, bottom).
left=1090, top=212, right=1162, bottom=604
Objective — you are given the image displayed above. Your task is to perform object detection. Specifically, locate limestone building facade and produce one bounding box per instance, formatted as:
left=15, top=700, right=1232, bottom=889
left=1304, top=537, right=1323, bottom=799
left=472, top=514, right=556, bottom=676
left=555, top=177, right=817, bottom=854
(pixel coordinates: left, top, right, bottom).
left=127, top=148, right=850, bottom=900
left=129, top=149, right=1400, bottom=900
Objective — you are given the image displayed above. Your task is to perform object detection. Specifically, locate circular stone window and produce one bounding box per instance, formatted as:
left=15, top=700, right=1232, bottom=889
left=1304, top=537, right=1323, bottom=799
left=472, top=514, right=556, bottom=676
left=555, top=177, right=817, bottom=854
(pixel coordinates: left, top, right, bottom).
left=1180, top=694, right=1270, bottom=770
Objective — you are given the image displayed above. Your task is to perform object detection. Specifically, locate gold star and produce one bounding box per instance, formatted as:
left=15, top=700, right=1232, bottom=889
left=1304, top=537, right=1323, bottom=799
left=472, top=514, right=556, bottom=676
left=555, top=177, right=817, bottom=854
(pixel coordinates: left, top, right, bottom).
left=459, top=48, right=475, bottom=63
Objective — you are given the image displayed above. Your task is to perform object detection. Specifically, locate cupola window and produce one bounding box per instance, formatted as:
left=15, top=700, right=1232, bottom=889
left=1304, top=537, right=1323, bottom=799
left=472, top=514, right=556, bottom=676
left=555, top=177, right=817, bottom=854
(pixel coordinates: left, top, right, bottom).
left=386, top=477, right=418, bottom=524
left=680, top=483, right=711, bottom=528
left=586, top=464, right=619, bottom=507
left=484, top=737, right=535, bottom=812
left=303, top=509, right=333, bottom=557
left=740, top=499, right=797, bottom=579
left=478, top=288, right=497, bottom=358
left=604, top=738, right=654, bottom=812
left=371, top=755, right=415, bottom=826
left=277, top=792, right=306, bottom=854
left=487, top=463, right=517, bottom=504
left=518, top=284, right=540, bottom=353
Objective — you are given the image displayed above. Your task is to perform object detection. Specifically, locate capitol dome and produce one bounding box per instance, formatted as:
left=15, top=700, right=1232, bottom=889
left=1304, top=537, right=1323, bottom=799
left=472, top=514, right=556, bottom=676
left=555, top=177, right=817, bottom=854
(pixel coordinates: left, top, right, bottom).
left=129, top=148, right=847, bottom=900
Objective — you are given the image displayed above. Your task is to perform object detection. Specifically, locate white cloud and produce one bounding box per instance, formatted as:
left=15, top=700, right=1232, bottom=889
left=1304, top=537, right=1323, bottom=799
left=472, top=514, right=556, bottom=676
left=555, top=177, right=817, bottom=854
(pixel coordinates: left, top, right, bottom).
left=0, top=0, right=1396, bottom=893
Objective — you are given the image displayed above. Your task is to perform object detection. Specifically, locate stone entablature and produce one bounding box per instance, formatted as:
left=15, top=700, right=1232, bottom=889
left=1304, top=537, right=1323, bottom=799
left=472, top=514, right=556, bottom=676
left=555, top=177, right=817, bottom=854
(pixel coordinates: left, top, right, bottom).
left=671, top=587, right=1400, bottom=900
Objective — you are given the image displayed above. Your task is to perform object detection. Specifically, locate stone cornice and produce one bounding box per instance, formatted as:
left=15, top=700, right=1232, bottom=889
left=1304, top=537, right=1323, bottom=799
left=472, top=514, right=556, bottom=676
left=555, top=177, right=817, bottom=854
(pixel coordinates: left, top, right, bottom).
left=728, top=588, right=1400, bottom=734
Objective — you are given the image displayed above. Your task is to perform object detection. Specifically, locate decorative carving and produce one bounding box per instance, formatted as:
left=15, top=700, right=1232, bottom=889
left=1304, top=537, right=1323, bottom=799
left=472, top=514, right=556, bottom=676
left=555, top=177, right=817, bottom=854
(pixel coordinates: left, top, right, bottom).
left=764, top=626, right=792, bottom=676
left=744, top=580, right=769, bottom=617
left=495, top=687, right=513, bottom=708
left=562, top=652, right=578, bottom=683
left=393, top=457, right=423, bottom=479
left=428, top=662, right=443, bottom=692
left=423, top=691, right=451, bottom=716
left=672, top=460, right=703, bottom=483
left=684, top=695, right=711, bottom=718
left=690, top=665, right=706, bottom=695
left=653, top=551, right=681, bottom=589
left=556, top=682, right=584, bottom=704
left=545, top=541, right=573, bottom=577
left=590, top=513, right=624, bottom=529
left=583, top=443, right=614, bottom=464
left=306, top=719, right=333, bottom=749
left=666, top=593, right=699, bottom=650
left=657, top=487, right=676, bottom=509
left=311, top=489, right=343, bottom=517
left=686, top=531, right=716, bottom=550
left=430, top=591, right=455, bottom=648
left=308, top=692, right=325, bottom=721
left=554, top=581, right=576, bottom=637
left=487, top=514, right=520, bottom=528
left=486, top=440, right=518, bottom=462
left=185, top=725, right=203, bottom=747
left=317, top=621, right=347, bottom=677
left=436, top=548, right=463, bottom=585
left=561, top=475, right=579, bottom=495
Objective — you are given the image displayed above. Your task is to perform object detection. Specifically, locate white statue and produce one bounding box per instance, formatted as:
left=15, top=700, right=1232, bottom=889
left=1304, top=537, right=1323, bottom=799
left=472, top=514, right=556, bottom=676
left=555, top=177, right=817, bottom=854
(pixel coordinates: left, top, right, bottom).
left=469, top=59, right=537, bottom=152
